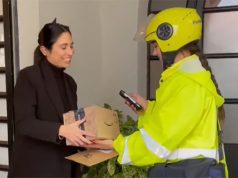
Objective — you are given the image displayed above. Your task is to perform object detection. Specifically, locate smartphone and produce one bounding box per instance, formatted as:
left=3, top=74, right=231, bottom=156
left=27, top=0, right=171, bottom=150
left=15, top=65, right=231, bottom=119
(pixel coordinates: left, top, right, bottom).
left=119, top=90, right=143, bottom=111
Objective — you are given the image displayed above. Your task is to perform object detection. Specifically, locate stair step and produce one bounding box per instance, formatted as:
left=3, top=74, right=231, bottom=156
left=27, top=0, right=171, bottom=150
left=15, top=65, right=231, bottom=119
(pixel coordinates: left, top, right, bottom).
left=0, top=92, right=6, bottom=98
left=0, top=116, right=7, bottom=123
left=0, top=141, right=8, bottom=147
left=0, top=164, right=9, bottom=171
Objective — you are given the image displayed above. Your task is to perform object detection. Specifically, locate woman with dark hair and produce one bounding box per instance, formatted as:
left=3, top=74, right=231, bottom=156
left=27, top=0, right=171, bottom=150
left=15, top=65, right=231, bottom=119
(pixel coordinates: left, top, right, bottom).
left=8, top=20, right=93, bottom=177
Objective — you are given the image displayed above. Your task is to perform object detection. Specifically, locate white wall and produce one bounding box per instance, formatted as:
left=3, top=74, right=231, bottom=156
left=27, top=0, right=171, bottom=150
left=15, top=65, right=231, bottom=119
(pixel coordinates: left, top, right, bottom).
left=137, top=0, right=148, bottom=97
left=17, top=0, right=147, bottom=117
left=17, top=0, right=39, bottom=69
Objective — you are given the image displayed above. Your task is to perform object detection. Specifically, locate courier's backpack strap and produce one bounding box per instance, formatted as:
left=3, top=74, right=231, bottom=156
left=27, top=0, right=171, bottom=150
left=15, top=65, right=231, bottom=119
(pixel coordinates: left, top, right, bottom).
left=217, top=119, right=224, bottom=161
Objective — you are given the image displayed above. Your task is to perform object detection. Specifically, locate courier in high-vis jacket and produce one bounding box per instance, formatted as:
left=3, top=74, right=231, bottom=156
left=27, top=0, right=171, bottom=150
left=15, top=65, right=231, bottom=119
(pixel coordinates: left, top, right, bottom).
left=84, top=7, right=228, bottom=178
left=114, top=54, right=226, bottom=166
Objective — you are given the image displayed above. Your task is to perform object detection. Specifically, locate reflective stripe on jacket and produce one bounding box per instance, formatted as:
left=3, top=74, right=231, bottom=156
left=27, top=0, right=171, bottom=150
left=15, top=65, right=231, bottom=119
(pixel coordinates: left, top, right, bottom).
left=114, top=54, right=225, bottom=167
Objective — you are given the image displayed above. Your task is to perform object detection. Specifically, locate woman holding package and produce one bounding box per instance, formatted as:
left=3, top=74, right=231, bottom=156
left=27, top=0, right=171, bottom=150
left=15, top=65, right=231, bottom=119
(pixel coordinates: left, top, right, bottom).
left=8, top=19, right=94, bottom=178
left=86, top=7, right=228, bottom=178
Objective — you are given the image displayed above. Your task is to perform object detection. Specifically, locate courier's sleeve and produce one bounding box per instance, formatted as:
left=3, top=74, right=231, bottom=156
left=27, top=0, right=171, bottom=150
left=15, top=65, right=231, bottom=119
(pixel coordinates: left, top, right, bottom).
left=113, top=131, right=161, bottom=166
left=113, top=100, right=161, bottom=166
left=113, top=83, right=206, bottom=166
left=138, top=100, right=155, bottom=128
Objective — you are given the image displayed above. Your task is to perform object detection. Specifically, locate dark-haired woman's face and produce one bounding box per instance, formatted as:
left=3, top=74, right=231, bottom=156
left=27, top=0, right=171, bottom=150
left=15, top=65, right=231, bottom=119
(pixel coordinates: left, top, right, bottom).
left=44, top=32, right=74, bottom=68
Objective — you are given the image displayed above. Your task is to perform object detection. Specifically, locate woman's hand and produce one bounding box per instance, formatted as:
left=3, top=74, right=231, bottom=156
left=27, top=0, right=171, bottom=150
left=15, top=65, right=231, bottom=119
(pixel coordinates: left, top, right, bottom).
left=58, top=117, right=95, bottom=146
left=125, top=93, right=148, bottom=113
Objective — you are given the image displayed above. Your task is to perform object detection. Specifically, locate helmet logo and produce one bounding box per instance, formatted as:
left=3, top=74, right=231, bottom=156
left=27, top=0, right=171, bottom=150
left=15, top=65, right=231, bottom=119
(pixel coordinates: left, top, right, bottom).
left=157, top=23, right=173, bottom=40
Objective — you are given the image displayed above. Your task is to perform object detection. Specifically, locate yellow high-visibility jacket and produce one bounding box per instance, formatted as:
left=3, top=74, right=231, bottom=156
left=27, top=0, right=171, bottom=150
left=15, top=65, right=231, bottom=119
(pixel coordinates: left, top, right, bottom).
left=114, top=54, right=228, bottom=176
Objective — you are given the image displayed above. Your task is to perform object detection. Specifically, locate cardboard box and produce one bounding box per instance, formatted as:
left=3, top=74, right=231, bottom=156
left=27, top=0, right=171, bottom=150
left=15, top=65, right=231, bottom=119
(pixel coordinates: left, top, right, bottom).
left=63, top=105, right=120, bottom=166
left=65, top=149, right=118, bottom=166
left=63, top=105, right=120, bottom=144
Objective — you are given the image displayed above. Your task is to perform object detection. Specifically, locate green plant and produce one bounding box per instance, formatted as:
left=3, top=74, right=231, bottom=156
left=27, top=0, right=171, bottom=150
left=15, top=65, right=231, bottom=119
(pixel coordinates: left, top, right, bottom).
left=82, top=104, right=149, bottom=178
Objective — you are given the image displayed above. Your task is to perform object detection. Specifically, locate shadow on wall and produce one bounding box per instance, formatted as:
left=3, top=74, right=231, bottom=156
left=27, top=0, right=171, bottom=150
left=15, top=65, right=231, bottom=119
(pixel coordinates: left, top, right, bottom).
left=224, top=144, right=238, bottom=178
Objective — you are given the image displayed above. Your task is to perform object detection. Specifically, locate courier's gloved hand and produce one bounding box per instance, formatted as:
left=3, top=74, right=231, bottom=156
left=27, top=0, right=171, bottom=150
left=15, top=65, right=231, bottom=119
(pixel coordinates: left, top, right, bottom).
left=58, top=117, right=96, bottom=146
left=125, top=93, right=148, bottom=113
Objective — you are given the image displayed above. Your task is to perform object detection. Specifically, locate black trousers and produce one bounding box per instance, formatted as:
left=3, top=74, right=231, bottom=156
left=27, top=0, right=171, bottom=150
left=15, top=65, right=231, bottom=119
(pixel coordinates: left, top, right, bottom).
left=147, top=158, right=225, bottom=178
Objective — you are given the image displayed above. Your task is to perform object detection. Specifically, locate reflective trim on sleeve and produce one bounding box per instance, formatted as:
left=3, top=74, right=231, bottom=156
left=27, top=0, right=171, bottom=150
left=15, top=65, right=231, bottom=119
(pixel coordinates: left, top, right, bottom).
left=140, top=129, right=170, bottom=159
left=169, top=148, right=219, bottom=161
left=121, top=136, right=132, bottom=164
left=140, top=128, right=219, bottom=161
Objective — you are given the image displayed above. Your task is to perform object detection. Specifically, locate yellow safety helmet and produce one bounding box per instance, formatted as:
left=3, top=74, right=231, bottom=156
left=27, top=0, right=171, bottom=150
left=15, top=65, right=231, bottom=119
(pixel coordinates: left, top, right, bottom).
left=145, top=7, right=202, bottom=53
